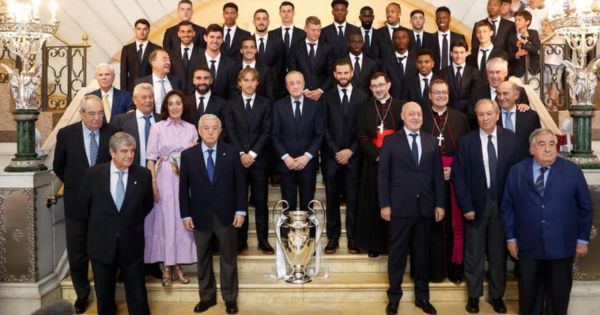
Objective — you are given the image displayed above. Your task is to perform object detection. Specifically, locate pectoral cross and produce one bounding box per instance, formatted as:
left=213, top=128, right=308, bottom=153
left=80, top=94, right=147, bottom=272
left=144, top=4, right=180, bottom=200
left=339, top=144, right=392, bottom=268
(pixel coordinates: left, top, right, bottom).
left=437, top=134, right=445, bottom=146
left=378, top=122, right=384, bottom=135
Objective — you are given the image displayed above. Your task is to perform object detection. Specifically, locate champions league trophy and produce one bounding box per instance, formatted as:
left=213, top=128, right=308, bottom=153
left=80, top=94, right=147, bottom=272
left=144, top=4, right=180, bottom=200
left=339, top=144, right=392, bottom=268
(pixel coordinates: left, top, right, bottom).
left=273, top=199, right=325, bottom=284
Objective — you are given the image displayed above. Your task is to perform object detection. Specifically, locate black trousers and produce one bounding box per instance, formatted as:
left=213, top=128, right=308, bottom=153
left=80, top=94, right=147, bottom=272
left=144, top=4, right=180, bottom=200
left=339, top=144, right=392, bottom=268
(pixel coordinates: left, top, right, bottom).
left=519, top=257, right=574, bottom=315
left=238, top=166, right=269, bottom=247
left=90, top=249, right=149, bottom=315
left=279, top=168, right=316, bottom=211
left=324, top=161, right=359, bottom=241
left=65, top=218, right=90, bottom=301
left=387, top=211, right=432, bottom=302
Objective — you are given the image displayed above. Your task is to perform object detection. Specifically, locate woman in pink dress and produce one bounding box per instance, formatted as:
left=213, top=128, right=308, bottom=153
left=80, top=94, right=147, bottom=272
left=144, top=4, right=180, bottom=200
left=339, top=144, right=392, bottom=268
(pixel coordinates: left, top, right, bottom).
left=145, top=90, right=198, bottom=287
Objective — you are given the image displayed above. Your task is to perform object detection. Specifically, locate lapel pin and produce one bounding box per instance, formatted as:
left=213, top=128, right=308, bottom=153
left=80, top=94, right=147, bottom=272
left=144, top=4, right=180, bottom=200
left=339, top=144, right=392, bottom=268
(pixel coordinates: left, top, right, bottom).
left=134, top=180, right=137, bottom=185
left=223, top=152, right=226, bottom=156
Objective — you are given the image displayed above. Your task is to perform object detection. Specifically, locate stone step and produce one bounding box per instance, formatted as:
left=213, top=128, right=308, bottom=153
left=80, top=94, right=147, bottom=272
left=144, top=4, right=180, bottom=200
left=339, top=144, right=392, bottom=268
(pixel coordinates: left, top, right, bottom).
left=245, top=229, right=350, bottom=247
left=266, top=182, right=326, bottom=202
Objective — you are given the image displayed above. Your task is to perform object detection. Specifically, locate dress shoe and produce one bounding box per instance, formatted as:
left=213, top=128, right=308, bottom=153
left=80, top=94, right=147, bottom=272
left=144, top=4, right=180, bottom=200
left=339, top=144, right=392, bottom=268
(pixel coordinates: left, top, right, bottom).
left=466, top=298, right=479, bottom=313
left=73, top=296, right=89, bottom=314
left=258, top=240, right=275, bottom=254
left=347, top=239, right=360, bottom=254
left=145, top=263, right=162, bottom=279
left=489, top=298, right=507, bottom=313
left=225, top=301, right=239, bottom=314
left=368, top=250, right=380, bottom=258
left=386, top=301, right=399, bottom=315
left=415, top=299, right=437, bottom=314
left=237, top=243, right=248, bottom=253
left=193, top=299, right=217, bottom=313
left=324, top=239, right=339, bottom=254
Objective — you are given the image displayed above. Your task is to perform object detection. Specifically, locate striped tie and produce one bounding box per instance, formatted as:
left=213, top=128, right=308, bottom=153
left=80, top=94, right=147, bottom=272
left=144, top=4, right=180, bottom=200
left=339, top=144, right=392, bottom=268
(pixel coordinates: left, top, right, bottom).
left=89, top=131, right=98, bottom=166
left=535, top=167, right=548, bottom=196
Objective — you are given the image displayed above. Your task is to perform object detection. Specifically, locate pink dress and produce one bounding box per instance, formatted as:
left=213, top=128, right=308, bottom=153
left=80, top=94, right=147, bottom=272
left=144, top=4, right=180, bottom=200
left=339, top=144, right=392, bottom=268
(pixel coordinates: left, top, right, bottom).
left=144, top=118, right=198, bottom=265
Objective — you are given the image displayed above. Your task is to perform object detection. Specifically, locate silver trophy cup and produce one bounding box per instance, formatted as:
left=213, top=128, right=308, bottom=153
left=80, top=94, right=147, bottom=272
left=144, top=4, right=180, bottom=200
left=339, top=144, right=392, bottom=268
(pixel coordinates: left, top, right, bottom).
left=273, top=200, right=325, bottom=284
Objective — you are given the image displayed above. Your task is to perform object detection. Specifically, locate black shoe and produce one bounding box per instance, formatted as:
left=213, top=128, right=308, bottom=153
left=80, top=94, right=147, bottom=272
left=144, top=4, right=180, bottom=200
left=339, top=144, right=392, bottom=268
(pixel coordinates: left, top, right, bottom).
left=324, top=239, right=339, bottom=254
left=347, top=239, right=360, bottom=254
left=368, top=250, right=380, bottom=258
left=258, top=240, right=275, bottom=254
left=415, top=299, right=437, bottom=314
left=74, top=296, right=89, bottom=314
left=466, top=298, right=479, bottom=313
left=386, top=301, right=399, bottom=315
left=448, top=273, right=462, bottom=285
left=225, top=301, right=239, bottom=314
left=237, top=243, right=248, bottom=253
left=193, top=299, right=217, bottom=313
left=145, top=263, right=162, bottom=279
left=489, top=298, right=507, bottom=313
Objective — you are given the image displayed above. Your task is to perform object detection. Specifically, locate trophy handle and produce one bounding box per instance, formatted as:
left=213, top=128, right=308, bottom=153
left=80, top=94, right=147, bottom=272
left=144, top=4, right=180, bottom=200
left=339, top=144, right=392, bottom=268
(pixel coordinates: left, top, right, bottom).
left=307, top=199, right=326, bottom=227
left=272, top=199, right=289, bottom=231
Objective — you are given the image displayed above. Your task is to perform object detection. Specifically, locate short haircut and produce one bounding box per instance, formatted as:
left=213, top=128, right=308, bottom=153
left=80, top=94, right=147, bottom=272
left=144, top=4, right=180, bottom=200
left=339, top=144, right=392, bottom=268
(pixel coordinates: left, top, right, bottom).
left=199, top=113, right=222, bottom=129
left=80, top=94, right=102, bottom=112
left=514, top=10, right=533, bottom=22
left=410, top=9, right=424, bottom=17
left=436, top=6, right=451, bottom=15
left=331, top=0, right=349, bottom=8
left=206, top=23, right=224, bottom=35
left=178, top=20, right=193, bottom=30
left=501, top=0, right=511, bottom=3
left=370, top=72, right=390, bottom=83
left=529, top=128, right=557, bottom=145
left=178, top=0, right=192, bottom=7
left=160, top=89, right=189, bottom=121
left=134, top=18, right=150, bottom=28
left=95, top=63, right=114, bottom=73
left=474, top=98, right=500, bottom=114
left=360, top=6, right=373, bottom=13
left=334, top=58, right=353, bottom=71
left=392, top=27, right=409, bottom=36
left=223, top=2, right=238, bottom=12
left=305, top=16, right=321, bottom=26
left=387, top=2, right=401, bottom=10
left=240, top=36, right=256, bottom=46
left=286, top=70, right=304, bottom=81
left=474, top=20, right=494, bottom=32
left=109, top=132, right=137, bottom=152
left=451, top=38, right=469, bottom=51
left=416, top=48, right=435, bottom=60
left=132, top=82, right=154, bottom=99
left=149, top=48, right=167, bottom=63
left=487, top=57, right=508, bottom=70
left=238, top=67, right=260, bottom=82
left=193, top=66, right=212, bottom=77
left=430, top=78, right=449, bottom=90
left=254, top=8, right=269, bottom=17
left=279, top=1, right=295, bottom=10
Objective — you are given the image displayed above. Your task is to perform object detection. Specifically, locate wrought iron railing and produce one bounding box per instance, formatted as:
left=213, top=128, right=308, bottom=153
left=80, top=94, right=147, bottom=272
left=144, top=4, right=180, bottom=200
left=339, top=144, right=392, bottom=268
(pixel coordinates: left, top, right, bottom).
left=536, top=37, right=571, bottom=111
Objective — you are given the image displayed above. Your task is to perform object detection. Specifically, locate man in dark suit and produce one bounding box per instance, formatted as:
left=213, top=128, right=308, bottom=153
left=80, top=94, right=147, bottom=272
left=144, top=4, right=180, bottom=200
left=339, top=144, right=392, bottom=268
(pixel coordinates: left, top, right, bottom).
left=322, top=59, right=369, bottom=255
left=496, top=81, right=540, bottom=160
left=53, top=95, right=116, bottom=314
left=502, top=129, right=595, bottom=315
left=79, top=132, right=153, bottom=315
left=197, top=24, right=237, bottom=100
left=347, top=33, right=379, bottom=92
left=224, top=68, right=273, bottom=254
left=162, top=0, right=206, bottom=52
left=408, top=9, right=435, bottom=50
left=168, top=21, right=204, bottom=95
left=252, top=9, right=284, bottom=99
left=89, top=63, right=131, bottom=123
left=379, top=101, right=445, bottom=315
left=372, top=2, right=410, bottom=61
left=471, top=0, right=515, bottom=53
left=404, top=49, right=436, bottom=112
left=320, top=0, right=361, bottom=59
left=358, top=6, right=377, bottom=58
left=289, top=16, right=335, bottom=102
left=452, top=99, right=520, bottom=314
left=271, top=71, right=323, bottom=211
left=381, top=28, right=416, bottom=100
left=135, top=49, right=183, bottom=114
left=237, top=37, right=275, bottom=100
left=508, top=10, right=541, bottom=78
left=120, top=19, right=161, bottom=92
left=466, top=20, right=508, bottom=82
left=185, top=67, right=226, bottom=127
left=180, top=114, right=246, bottom=315
left=221, top=2, right=251, bottom=60
left=430, top=7, right=466, bottom=72
left=472, top=57, right=529, bottom=108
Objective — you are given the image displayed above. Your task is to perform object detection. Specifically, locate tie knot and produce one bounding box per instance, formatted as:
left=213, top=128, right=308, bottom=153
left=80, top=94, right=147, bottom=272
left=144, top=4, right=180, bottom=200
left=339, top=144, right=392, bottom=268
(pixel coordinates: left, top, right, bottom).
left=89, top=131, right=96, bottom=138
left=423, top=78, right=429, bottom=84
left=540, top=166, right=548, bottom=174
left=410, top=133, right=418, bottom=139
left=184, top=47, right=189, bottom=52
left=457, top=66, right=462, bottom=70
left=506, top=111, right=513, bottom=117
left=246, top=98, right=252, bottom=104
left=294, top=100, right=301, bottom=106
left=355, top=56, right=360, bottom=61
left=259, top=37, right=264, bottom=42
left=143, top=115, right=152, bottom=121
left=117, top=170, right=124, bottom=178
left=227, top=28, right=232, bottom=32
left=488, top=134, right=494, bottom=141
left=481, top=49, right=488, bottom=53
left=285, top=27, right=290, bottom=31
left=342, top=88, right=347, bottom=95
left=139, top=43, right=143, bottom=49
left=397, top=56, right=405, bottom=62
left=443, top=34, right=447, bottom=38
left=210, top=60, right=216, bottom=64
left=308, top=43, right=315, bottom=47
left=365, top=30, right=369, bottom=34
left=199, top=96, right=205, bottom=101
left=208, top=149, right=214, bottom=155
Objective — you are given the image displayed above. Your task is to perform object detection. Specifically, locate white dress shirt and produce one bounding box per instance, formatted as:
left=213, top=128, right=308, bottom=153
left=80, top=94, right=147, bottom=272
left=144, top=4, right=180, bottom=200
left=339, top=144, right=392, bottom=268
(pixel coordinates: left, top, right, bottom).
left=404, top=127, right=422, bottom=163
left=110, top=161, right=128, bottom=205
left=136, top=109, right=155, bottom=167
left=152, top=74, right=173, bottom=113
left=477, top=43, right=494, bottom=71
left=181, top=43, right=194, bottom=59
left=337, top=84, right=353, bottom=102
left=224, top=25, right=238, bottom=47
left=502, top=107, right=517, bottom=131
left=195, top=90, right=212, bottom=112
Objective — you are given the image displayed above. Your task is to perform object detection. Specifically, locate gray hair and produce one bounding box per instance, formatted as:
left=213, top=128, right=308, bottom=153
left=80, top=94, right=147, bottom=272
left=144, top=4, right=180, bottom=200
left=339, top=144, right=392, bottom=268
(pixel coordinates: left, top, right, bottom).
left=285, top=70, right=304, bottom=81
left=198, top=113, right=222, bottom=129
left=529, top=128, right=557, bottom=145
left=95, top=63, right=114, bottom=73
left=133, top=82, right=154, bottom=98
left=474, top=98, right=500, bottom=114
left=109, top=132, right=137, bottom=152
left=79, top=94, right=103, bottom=112
left=486, top=57, right=508, bottom=70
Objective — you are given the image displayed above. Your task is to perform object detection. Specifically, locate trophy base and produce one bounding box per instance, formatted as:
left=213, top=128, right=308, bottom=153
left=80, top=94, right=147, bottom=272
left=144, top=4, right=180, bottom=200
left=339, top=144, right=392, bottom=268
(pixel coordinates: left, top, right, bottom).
left=285, top=273, right=312, bottom=284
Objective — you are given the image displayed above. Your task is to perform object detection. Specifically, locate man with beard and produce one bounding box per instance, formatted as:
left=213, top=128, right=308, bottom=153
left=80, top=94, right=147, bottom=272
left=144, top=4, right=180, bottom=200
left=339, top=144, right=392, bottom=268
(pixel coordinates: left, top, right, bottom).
left=252, top=9, right=284, bottom=100
left=358, top=6, right=377, bottom=58
left=355, top=72, right=403, bottom=258
left=236, top=37, right=274, bottom=100
left=421, top=79, right=470, bottom=284
left=320, top=0, right=361, bottom=59
left=169, top=21, right=204, bottom=95
left=185, top=67, right=226, bottom=127
left=346, top=33, right=379, bottom=91
left=381, top=28, right=416, bottom=99
left=322, top=59, right=369, bottom=254
left=430, top=7, right=465, bottom=72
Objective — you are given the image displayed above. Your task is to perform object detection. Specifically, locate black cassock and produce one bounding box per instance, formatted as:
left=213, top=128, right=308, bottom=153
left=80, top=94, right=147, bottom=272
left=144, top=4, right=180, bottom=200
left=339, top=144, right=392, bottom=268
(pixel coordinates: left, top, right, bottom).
left=354, top=97, right=404, bottom=253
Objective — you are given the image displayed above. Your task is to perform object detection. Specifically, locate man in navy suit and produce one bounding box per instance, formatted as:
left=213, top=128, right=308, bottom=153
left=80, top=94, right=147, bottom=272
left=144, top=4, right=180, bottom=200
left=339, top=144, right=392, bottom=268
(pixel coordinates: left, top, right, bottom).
left=320, top=0, right=361, bottom=60
left=220, top=2, right=251, bottom=60
left=197, top=24, right=238, bottom=100
left=431, top=7, right=465, bottom=73
left=471, top=0, right=515, bottom=53
left=135, top=49, right=183, bottom=114
left=381, top=28, right=416, bottom=100
left=358, top=6, right=377, bottom=58
left=502, top=128, right=594, bottom=315
left=180, top=114, right=246, bottom=315
left=120, top=19, right=161, bottom=92
left=252, top=9, right=284, bottom=100
left=271, top=71, right=323, bottom=211
left=162, top=0, right=206, bottom=52
left=346, top=33, right=379, bottom=92
left=185, top=67, right=226, bottom=127
left=452, top=99, right=520, bottom=314
left=372, top=2, right=410, bottom=61
left=408, top=9, right=435, bottom=50
left=89, top=63, right=131, bottom=123
left=79, top=132, right=153, bottom=315
left=168, top=21, right=204, bottom=95
left=404, top=49, right=436, bottom=112
left=379, top=102, right=445, bottom=315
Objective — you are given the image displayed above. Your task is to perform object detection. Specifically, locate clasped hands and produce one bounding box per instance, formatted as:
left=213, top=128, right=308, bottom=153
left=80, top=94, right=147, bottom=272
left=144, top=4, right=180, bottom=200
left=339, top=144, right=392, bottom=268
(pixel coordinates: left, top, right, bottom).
left=284, top=154, right=311, bottom=171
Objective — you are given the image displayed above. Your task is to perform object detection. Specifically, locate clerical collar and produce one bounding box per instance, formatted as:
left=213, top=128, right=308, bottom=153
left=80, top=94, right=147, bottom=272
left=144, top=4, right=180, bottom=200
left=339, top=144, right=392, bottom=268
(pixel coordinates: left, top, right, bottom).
left=377, top=97, right=391, bottom=105
left=432, top=108, right=447, bottom=116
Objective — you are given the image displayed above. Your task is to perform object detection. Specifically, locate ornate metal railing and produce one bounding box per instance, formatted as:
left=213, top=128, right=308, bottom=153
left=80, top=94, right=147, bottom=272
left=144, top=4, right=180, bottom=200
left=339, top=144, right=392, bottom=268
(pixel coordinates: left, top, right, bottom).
left=536, top=38, right=571, bottom=111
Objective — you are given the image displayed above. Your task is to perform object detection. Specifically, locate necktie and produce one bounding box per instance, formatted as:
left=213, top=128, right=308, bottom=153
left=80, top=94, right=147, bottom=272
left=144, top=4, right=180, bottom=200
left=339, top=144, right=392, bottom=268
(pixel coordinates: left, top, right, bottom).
left=535, top=167, right=548, bottom=196
left=143, top=115, right=152, bottom=146
left=209, top=60, right=216, bottom=79
left=455, top=66, right=463, bottom=91
left=308, top=43, right=316, bottom=68
left=341, top=88, right=349, bottom=118
left=480, top=49, right=488, bottom=72
left=258, top=38, right=265, bottom=63
left=158, top=79, right=166, bottom=112
left=364, top=30, right=371, bottom=52
left=115, top=171, right=125, bottom=211
left=102, top=93, right=111, bottom=122
left=416, top=34, right=422, bottom=48
left=504, top=111, right=514, bottom=132
left=354, top=56, right=361, bottom=77
left=488, top=134, right=497, bottom=197
left=138, top=43, right=143, bottom=62
left=338, top=25, right=344, bottom=39
left=245, top=98, right=253, bottom=124
left=284, top=27, right=291, bottom=49
left=225, top=28, right=232, bottom=51
left=294, top=100, right=302, bottom=131
left=491, top=19, right=497, bottom=39
left=206, top=149, right=215, bottom=182
left=422, top=78, right=429, bottom=99
left=410, top=133, right=419, bottom=166
left=198, top=96, right=205, bottom=115
left=89, top=131, right=98, bottom=166
left=183, top=47, right=189, bottom=69
left=397, top=56, right=405, bottom=77
left=442, top=34, right=449, bottom=69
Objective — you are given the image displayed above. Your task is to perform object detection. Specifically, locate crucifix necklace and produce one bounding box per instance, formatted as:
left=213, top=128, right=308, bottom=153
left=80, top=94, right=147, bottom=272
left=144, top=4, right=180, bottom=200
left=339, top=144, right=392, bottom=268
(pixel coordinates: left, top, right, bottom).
left=374, top=99, right=392, bottom=135
left=432, top=110, right=449, bottom=147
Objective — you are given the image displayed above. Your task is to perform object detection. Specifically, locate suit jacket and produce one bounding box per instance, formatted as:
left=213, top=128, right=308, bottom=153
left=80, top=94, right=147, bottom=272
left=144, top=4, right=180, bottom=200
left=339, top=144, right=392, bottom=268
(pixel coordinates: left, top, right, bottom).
left=322, top=86, right=369, bottom=171
left=197, top=51, right=237, bottom=99
left=224, top=94, right=272, bottom=168
left=110, top=111, right=160, bottom=165
left=408, top=30, right=435, bottom=51
left=269, top=26, right=306, bottom=97
left=80, top=163, right=153, bottom=264
left=179, top=141, right=247, bottom=230
left=404, top=74, right=436, bottom=111
left=53, top=122, right=115, bottom=219
left=185, top=93, right=226, bottom=127
left=120, top=41, right=161, bottom=92
left=439, top=64, right=481, bottom=115
left=169, top=45, right=204, bottom=94
left=508, top=29, right=541, bottom=77
left=498, top=109, right=541, bottom=160
left=134, top=74, right=183, bottom=92
left=471, top=18, right=515, bottom=54
left=378, top=129, right=445, bottom=218
left=271, top=97, right=324, bottom=173
left=430, top=31, right=466, bottom=71
left=320, top=22, right=361, bottom=59
left=221, top=26, right=251, bottom=60
left=471, top=83, right=530, bottom=112
left=466, top=46, right=509, bottom=83
left=253, top=33, right=285, bottom=75
left=361, top=27, right=378, bottom=58
left=451, top=127, right=520, bottom=222
left=372, top=25, right=410, bottom=61
left=502, top=157, right=594, bottom=259
left=235, top=62, right=275, bottom=100
left=162, top=23, right=206, bottom=52
left=288, top=40, right=335, bottom=91
left=89, top=88, right=132, bottom=118
left=381, top=50, right=417, bottom=99
left=346, top=54, right=379, bottom=92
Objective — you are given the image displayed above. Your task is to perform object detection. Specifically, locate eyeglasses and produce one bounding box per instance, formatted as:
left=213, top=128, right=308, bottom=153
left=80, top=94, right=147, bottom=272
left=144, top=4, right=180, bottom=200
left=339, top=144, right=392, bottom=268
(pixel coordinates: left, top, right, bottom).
left=430, top=91, right=448, bottom=95
left=370, top=83, right=388, bottom=89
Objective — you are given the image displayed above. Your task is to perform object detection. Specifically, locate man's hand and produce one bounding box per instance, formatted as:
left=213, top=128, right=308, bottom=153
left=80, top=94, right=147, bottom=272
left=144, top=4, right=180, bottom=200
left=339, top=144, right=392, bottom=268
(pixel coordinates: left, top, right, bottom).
left=240, top=153, right=255, bottom=168
left=443, top=167, right=451, bottom=181
left=435, top=207, right=445, bottom=222
left=517, top=103, right=530, bottom=112
left=232, top=215, right=245, bottom=228
left=576, top=243, right=589, bottom=260
left=284, top=156, right=297, bottom=170
left=463, top=211, right=476, bottom=221
left=303, top=89, right=323, bottom=101
left=507, top=240, right=519, bottom=260
left=182, top=218, right=195, bottom=231
left=335, top=149, right=353, bottom=165
left=294, top=155, right=311, bottom=170
left=380, top=206, right=391, bottom=221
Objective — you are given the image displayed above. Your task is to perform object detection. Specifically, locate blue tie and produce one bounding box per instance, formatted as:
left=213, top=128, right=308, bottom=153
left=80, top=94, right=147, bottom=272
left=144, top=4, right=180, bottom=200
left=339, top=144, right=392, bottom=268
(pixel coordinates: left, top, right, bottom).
left=535, top=167, right=548, bottom=196
left=488, top=135, right=498, bottom=197
left=89, top=131, right=98, bottom=166
left=410, top=133, right=419, bottom=166
left=207, top=149, right=215, bottom=182
left=504, top=112, right=514, bottom=132
left=143, top=115, right=152, bottom=146
left=115, top=171, right=125, bottom=211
